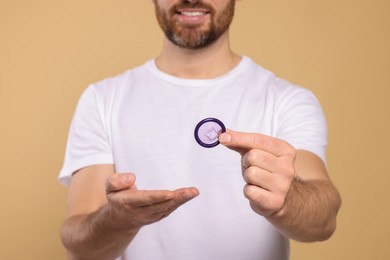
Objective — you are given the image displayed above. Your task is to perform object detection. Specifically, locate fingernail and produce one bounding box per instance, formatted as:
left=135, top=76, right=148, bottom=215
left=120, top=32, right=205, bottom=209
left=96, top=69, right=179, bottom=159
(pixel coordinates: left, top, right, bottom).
left=121, top=174, right=132, bottom=184
left=183, top=192, right=195, bottom=200
left=219, top=133, right=231, bottom=143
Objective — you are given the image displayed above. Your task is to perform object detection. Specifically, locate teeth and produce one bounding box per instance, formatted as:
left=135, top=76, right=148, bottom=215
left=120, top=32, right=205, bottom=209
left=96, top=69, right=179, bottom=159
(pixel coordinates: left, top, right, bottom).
left=181, top=11, right=205, bottom=16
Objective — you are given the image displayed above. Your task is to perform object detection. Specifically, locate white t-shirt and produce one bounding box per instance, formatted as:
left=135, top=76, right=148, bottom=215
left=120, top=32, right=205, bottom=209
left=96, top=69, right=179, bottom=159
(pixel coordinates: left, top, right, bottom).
left=59, top=56, right=327, bottom=260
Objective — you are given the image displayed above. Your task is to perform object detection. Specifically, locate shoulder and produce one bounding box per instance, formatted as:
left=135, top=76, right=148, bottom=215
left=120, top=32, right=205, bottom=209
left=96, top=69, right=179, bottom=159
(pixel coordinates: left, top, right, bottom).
left=244, top=57, right=318, bottom=105
left=89, top=61, right=150, bottom=96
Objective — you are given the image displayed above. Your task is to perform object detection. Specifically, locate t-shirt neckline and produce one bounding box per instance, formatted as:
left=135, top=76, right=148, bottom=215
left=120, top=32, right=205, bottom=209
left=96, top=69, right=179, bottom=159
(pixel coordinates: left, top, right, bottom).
left=147, top=56, right=251, bottom=87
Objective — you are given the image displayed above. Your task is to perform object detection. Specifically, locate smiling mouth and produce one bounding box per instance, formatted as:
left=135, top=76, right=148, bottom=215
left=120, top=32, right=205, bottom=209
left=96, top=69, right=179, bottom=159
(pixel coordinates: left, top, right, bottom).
left=173, top=9, right=211, bottom=25
left=180, top=11, right=208, bottom=16
left=175, top=6, right=211, bottom=16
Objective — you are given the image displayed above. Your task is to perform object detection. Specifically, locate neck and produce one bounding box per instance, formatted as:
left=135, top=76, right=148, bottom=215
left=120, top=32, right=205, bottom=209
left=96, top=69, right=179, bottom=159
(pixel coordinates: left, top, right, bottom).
left=155, top=31, right=241, bottom=79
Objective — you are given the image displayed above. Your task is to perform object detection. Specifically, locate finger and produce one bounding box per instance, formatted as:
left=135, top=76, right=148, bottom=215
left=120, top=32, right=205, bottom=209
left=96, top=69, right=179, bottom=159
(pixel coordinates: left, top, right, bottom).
left=243, top=166, right=273, bottom=190
left=219, top=130, right=248, bottom=155
left=123, top=189, right=176, bottom=207
left=243, top=163, right=294, bottom=195
left=219, top=129, right=294, bottom=157
left=145, top=187, right=199, bottom=213
left=151, top=187, right=199, bottom=212
left=242, top=149, right=279, bottom=172
left=128, top=188, right=199, bottom=226
left=244, top=184, right=285, bottom=217
left=105, top=173, right=136, bottom=194
left=170, top=187, right=200, bottom=208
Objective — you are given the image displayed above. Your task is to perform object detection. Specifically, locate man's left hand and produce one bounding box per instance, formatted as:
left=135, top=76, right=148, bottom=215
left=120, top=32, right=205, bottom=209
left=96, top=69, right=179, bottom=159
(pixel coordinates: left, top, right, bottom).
left=219, top=129, right=297, bottom=217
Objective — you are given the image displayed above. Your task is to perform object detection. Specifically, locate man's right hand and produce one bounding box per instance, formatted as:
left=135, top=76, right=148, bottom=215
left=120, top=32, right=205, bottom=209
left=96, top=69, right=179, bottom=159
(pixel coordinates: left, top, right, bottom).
left=61, top=166, right=199, bottom=260
left=105, top=173, right=199, bottom=230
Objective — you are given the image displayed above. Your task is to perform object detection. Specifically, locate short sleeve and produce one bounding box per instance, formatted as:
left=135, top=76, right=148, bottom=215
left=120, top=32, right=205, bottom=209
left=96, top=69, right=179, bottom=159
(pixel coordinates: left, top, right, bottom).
left=276, top=88, right=328, bottom=163
left=58, top=85, right=113, bottom=186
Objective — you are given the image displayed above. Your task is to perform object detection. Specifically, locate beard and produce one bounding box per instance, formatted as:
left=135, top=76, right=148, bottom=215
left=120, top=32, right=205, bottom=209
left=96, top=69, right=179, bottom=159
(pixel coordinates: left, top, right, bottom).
left=154, top=0, right=235, bottom=49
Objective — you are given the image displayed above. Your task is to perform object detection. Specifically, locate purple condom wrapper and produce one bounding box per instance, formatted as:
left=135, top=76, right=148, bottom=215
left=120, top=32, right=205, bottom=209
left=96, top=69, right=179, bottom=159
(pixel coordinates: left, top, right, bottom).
left=194, top=118, right=226, bottom=148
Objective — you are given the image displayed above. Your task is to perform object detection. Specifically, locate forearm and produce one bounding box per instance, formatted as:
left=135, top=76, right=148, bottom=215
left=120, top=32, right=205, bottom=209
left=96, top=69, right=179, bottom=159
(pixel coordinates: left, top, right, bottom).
left=60, top=204, right=140, bottom=260
left=267, top=177, right=341, bottom=242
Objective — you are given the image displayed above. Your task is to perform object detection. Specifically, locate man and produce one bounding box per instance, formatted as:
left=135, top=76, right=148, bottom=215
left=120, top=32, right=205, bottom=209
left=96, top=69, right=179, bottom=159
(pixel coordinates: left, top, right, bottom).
left=59, top=0, right=341, bottom=259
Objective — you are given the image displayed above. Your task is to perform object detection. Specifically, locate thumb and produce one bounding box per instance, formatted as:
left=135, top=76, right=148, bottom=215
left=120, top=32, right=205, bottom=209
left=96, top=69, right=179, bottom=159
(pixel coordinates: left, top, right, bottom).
left=106, top=173, right=136, bottom=193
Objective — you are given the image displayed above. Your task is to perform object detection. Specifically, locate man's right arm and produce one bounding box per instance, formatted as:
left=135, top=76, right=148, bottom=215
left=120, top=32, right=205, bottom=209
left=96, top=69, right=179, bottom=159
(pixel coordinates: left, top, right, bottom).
left=60, top=164, right=199, bottom=260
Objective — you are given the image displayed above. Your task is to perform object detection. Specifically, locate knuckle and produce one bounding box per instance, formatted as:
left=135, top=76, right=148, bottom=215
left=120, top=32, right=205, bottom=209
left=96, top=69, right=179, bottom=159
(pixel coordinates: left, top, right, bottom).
left=280, top=180, right=291, bottom=194
left=259, top=196, right=283, bottom=215
left=244, top=167, right=257, bottom=183
left=280, top=163, right=295, bottom=178
left=246, top=150, right=259, bottom=164
left=249, top=195, right=269, bottom=215
left=249, top=192, right=286, bottom=216
left=243, top=184, right=254, bottom=199
left=244, top=185, right=262, bottom=203
left=286, top=168, right=295, bottom=179
left=283, top=143, right=296, bottom=157
left=273, top=195, right=286, bottom=210
left=275, top=176, right=292, bottom=195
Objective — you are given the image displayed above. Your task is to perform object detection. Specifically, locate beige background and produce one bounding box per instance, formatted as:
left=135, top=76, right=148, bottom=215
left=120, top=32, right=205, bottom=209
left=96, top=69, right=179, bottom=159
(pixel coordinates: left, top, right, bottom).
left=1, top=0, right=389, bottom=259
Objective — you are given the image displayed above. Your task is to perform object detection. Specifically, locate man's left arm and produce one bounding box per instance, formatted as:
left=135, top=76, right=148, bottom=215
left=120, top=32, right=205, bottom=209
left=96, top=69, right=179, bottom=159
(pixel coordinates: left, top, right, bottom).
left=219, top=130, right=341, bottom=242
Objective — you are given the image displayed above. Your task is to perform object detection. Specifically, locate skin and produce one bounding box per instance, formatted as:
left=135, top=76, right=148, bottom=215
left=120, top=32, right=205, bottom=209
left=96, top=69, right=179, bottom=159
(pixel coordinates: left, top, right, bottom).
left=153, top=0, right=235, bottom=49
left=60, top=0, right=341, bottom=259
left=61, top=165, right=198, bottom=260
left=219, top=130, right=341, bottom=242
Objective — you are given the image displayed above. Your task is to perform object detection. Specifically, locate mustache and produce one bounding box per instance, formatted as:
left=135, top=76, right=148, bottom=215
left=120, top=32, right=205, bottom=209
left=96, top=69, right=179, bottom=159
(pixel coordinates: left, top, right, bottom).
left=170, top=1, right=215, bottom=14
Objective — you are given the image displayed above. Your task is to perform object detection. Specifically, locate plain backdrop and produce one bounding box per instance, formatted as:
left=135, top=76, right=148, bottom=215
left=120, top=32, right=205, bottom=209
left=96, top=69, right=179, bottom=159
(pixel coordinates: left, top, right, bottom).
left=1, top=1, right=389, bottom=259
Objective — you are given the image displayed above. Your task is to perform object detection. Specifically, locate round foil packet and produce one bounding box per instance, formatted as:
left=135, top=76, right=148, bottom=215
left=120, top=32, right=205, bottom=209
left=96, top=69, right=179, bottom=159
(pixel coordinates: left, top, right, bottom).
left=194, top=118, right=226, bottom=148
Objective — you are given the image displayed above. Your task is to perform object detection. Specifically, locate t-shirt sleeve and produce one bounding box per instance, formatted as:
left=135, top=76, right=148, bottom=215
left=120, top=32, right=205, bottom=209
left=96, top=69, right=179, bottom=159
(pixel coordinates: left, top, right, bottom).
left=276, top=88, right=328, bottom=163
left=58, top=85, right=113, bottom=186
